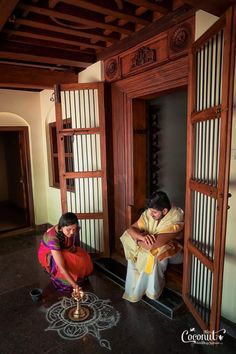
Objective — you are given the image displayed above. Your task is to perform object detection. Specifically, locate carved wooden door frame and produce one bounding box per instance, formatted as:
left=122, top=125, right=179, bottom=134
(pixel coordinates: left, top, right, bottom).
left=111, top=56, right=189, bottom=250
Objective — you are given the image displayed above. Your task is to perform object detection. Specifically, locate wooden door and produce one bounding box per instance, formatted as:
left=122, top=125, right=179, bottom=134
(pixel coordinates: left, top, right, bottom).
left=183, top=7, right=235, bottom=331
left=131, top=99, right=147, bottom=223
left=0, top=127, right=34, bottom=232
left=54, top=83, right=109, bottom=256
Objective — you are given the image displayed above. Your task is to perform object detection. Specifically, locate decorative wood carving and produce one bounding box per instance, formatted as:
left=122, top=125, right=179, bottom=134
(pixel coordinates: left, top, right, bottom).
left=168, top=22, right=192, bottom=58
left=104, top=57, right=120, bottom=82
left=121, top=34, right=168, bottom=78
left=170, top=25, right=191, bottom=52
left=130, top=46, right=156, bottom=70
left=104, top=17, right=194, bottom=82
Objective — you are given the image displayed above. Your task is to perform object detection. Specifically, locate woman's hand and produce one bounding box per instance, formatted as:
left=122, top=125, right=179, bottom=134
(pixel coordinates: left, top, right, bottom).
left=51, top=249, right=79, bottom=290
left=73, top=284, right=80, bottom=293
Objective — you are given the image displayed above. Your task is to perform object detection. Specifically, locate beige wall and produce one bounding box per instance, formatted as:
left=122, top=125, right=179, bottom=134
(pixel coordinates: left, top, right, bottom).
left=79, top=60, right=104, bottom=83
left=39, top=89, right=61, bottom=225
left=195, top=10, right=218, bottom=40
left=0, top=90, right=48, bottom=224
left=0, top=89, right=63, bottom=226
left=0, top=90, right=48, bottom=225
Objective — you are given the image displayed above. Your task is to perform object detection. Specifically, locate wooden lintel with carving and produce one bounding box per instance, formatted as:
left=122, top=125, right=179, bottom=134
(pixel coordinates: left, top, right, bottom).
left=0, top=64, right=78, bottom=90
left=98, top=4, right=195, bottom=60
left=104, top=17, right=194, bottom=82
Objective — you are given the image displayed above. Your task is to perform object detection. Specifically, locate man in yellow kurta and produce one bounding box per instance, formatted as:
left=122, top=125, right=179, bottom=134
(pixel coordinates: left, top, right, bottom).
left=120, top=191, right=184, bottom=302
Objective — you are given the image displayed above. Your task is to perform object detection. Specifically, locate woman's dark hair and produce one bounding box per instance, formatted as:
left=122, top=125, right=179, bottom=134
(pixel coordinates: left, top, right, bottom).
left=57, top=212, right=79, bottom=247
left=146, top=191, right=171, bottom=211
left=58, top=212, right=78, bottom=230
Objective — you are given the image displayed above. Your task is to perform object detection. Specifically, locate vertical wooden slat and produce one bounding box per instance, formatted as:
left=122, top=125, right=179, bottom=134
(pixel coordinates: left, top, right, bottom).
left=55, top=82, right=109, bottom=256
left=183, top=6, right=235, bottom=332
left=97, top=83, right=109, bottom=256
left=183, top=37, right=195, bottom=304
left=55, top=84, right=67, bottom=213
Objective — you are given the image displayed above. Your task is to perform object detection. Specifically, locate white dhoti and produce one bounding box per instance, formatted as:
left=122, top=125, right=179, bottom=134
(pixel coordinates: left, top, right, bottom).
left=122, top=250, right=183, bottom=302
left=121, top=207, right=184, bottom=303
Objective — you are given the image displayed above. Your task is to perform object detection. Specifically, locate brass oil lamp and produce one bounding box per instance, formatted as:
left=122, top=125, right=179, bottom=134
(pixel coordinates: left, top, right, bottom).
left=68, top=287, right=90, bottom=321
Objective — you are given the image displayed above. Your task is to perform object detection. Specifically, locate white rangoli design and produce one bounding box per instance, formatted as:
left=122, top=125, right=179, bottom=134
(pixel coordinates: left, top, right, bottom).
left=45, top=292, right=120, bottom=350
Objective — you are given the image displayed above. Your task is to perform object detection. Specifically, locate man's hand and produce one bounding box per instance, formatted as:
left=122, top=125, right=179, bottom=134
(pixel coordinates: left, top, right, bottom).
left=137, top=233, right=156, bottom=245
left=137, top=240, right=154, bottom=250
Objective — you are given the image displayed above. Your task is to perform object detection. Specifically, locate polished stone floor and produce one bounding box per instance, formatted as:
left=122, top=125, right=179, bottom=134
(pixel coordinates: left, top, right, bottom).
left=0, top=231, right=236, bottom=354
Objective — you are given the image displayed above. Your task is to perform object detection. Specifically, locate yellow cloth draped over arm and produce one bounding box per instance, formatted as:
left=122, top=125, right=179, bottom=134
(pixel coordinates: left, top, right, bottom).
left=120, top=207, right=184, bottom=274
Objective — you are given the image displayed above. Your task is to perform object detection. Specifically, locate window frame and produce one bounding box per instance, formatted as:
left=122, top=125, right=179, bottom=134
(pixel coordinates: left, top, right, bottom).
left=48, top=121, right=75, bottom=191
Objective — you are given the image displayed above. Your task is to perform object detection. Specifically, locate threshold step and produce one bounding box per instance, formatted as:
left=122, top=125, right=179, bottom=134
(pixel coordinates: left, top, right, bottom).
left=94, top=257, right=185, bottom=319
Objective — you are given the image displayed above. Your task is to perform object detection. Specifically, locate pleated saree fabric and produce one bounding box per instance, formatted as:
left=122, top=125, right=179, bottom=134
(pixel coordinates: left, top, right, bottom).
left=38, top=226, right=93, bottom=291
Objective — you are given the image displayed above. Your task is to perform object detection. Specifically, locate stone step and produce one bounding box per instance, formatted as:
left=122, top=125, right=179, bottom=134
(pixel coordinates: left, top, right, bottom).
left=94, top=257, right=185, bottom=319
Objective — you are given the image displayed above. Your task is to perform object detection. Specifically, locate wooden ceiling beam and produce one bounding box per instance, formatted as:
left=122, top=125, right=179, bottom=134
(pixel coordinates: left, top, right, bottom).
left=115, top=0, right=124, bottom=10
left=0, top=41, right=95, bottom=68
left=98, top=3, right=194, bottom=59
left=0, top=50, right=92, bottom=68
left=0, top=0, right=19, bottom=31
left=0, top=60, right=69, bottom=71
left=18, top=3, right=133, bottom=35
left=0, top=63, right=78, bottom=89
left=124, top=0, right=171, bottom=14
left=0, top=51, right=91, bottom=68
left=135, top=6, right=148, bottom=16
left=5, top=37, right=94, bottom=54
left=4, top=29, right=105, bottom=50
left=49, top=0, right=60, bottom=8
left=14, top=18, right=117, bottom=43
left=0, top=41, right=95, bottom=60
left=182, top=0, right=234, bottom=16
left=60, top=0, right=151, bottom=25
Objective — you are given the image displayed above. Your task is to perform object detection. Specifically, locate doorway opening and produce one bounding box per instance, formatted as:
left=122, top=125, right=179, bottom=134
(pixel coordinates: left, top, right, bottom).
left=132, top=89, right=187, bottom=292
left=0, top=127, right=34, bottom=234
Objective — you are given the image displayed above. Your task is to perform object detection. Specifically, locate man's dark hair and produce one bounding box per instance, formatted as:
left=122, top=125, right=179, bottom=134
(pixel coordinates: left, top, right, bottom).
left=146, top=191, right=171, bottom=211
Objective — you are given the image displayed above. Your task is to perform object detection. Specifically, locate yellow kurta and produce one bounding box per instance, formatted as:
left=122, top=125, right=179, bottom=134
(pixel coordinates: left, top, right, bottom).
left=120, top=207, right=184, bottom=274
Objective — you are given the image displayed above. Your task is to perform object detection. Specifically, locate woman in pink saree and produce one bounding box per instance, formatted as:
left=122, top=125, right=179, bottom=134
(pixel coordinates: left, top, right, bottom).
left=38, top=212, right=93, bottom=292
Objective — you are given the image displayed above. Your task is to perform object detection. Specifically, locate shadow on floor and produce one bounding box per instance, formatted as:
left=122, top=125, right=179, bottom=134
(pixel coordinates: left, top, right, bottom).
left=0, top=231, right=236, bottom=354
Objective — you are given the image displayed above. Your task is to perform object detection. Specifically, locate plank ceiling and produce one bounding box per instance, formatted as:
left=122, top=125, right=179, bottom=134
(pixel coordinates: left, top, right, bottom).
left=0, top=0, right=234, bottom=89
